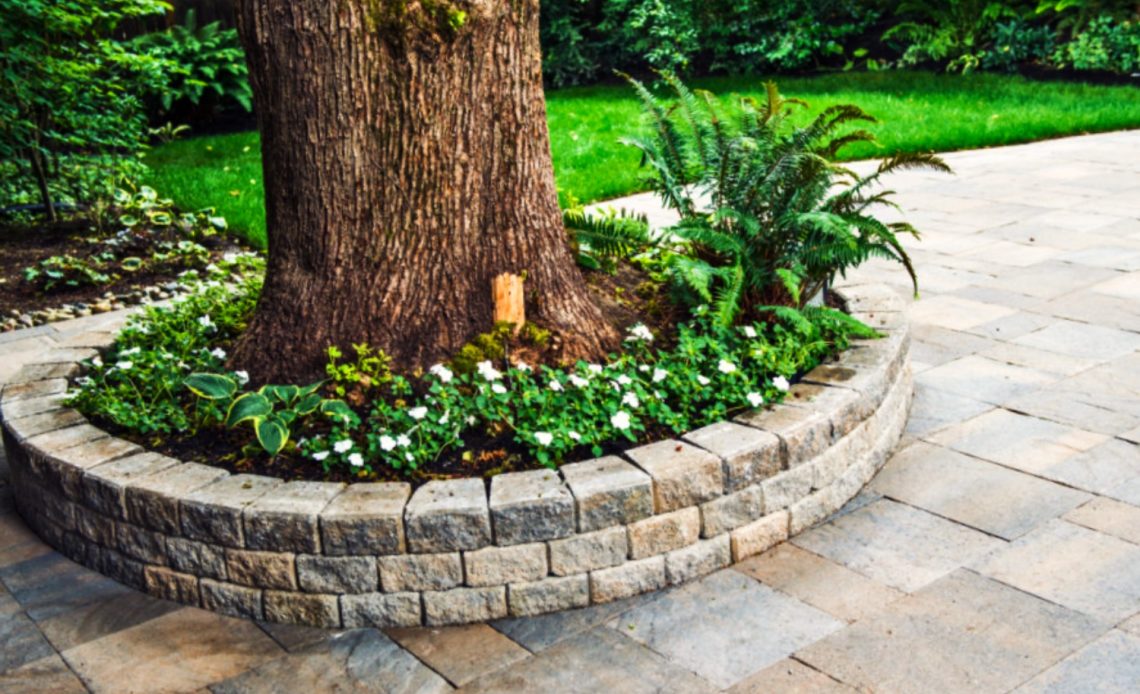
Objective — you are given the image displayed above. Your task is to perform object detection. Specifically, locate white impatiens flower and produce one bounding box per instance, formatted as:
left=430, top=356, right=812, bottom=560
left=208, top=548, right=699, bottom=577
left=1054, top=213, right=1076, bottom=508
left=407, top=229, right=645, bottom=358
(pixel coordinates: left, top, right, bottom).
left=492, top=383, right=507, bottom=395
left=476, top=360, right=502, bottom=381
left=697, top=374, right=710, bottom=386
left=466, top=415, right=478, bottom=426
left=396, top=434, right=411, bottom=447
left=773, top=376, right=790, bottom=392
left=742, top=325, right=757, bottom=339
left=408, top=406, right=428, bottom=420
left=379, top=436, right=397, bottom=451
left=120, top=347, right=141, bottom=356
left=429, top=364, right=454, bottom=383
left=116, top=361, right=134, bottom=370
left=587, top=363, right=603, bottom=375
left=717, top=359, right=737, bottom=374
left=92, top=356, right=103, bottom=367
left=197, top=315, right=214, bottom=329
left=211, top=347, right=227, bottom=360
left=549, top=380, right=563, bottom=392
left=568, top=431, right=582, bottom=442
left=534, top=431, right=554, bottom=447
left=405, top=452, right=415, bottom=462
left=616, top=374, right=632, bottom=386
left=747, top=392, right=764, bottom=408
left=622, top=392, right=640, bottom=408
left=638, top=364, right=650, bottom=373
left=627, top=323, right=654, bottom=342
left=348, top=453, right=364, bottom=467
left=235, top=370, right=250, bottom=386
left=333, top=438, right=354, bottom=453
left=515, top=361, right=532, bottom=372
left=611, top=411, right=632, bottom=430
left=652, top=368, right=668, bottom=383
left=311, top=451, right=330, bottom=461
left=439, top=412, right=449, bottom=425
left=569, top=375, right=589, bottom=388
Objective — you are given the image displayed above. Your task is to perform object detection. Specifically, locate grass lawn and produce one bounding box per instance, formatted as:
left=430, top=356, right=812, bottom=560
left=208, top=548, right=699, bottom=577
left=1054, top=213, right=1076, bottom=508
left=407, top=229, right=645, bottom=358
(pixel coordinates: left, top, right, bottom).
left=145, top=70, right=1140, bottom=248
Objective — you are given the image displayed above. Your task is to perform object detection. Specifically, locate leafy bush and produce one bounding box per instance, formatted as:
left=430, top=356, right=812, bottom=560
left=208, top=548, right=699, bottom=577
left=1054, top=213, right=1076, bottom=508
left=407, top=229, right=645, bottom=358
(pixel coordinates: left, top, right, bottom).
left=23, top=255, right=114, bottom=293
left=1052, top=15, right=1140, bottom=72
left=884, top=0, right=1022, bottom=72
left=983, top=19, right=1057, bottom=71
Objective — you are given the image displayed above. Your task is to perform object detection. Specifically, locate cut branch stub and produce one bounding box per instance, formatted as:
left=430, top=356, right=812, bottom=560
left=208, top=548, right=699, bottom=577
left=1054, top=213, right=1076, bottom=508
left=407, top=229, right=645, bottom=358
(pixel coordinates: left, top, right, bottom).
left=492, top=272, right=525, bottom=335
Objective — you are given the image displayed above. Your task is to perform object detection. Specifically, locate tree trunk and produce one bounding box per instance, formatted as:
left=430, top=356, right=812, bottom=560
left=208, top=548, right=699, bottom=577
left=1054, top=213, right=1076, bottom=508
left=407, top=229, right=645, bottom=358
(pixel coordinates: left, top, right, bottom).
left=230, top=0, right=618, bottom=383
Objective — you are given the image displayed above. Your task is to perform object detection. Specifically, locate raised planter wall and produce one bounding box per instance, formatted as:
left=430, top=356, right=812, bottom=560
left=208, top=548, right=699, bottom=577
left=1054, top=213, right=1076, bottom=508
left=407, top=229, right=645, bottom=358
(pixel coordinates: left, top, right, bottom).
left=0, top=284, right=912, bottom=628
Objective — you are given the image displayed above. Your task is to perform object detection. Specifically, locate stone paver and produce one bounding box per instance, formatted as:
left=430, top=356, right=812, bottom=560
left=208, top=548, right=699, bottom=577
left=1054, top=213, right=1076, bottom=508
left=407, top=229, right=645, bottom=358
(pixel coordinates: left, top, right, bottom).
left=2, top=130, right=1140, bottom=691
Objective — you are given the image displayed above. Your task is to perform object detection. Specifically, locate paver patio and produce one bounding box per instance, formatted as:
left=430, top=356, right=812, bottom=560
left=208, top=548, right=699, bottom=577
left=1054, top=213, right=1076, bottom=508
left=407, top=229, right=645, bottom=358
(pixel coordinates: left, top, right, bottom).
left=2, top=130, right=1139, bottom=692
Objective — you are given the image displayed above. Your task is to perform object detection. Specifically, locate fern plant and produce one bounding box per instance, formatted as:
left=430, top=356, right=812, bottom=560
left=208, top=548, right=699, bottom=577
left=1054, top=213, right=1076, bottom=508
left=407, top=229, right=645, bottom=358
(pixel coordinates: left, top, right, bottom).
left=621, top=72, right=951, bottom=326
left=564, top=206, right=653, bottom=272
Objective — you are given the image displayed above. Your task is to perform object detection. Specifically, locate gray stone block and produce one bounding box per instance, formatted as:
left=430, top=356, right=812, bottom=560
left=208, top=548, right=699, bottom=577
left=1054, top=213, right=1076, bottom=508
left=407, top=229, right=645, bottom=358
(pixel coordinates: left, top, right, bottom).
left=55, top=437, right=144, bottom=500
left=115, top=522, right=167, bottom=565
left=7, top=362, right=81, bottom=383
left=508, top=574, right=590, bottom=617
left=423, top=586, right=507, bottom=625
left=225, top=548, right=297, bottom=590
left=736, top=404, right=831, bottom=468
left=628, top=506, right=700, bottom=559
left=561, top=456, right=653, bottom=532
left=144, top=566, right=200, bottom=606
left=665, top=534, right=731, bottom=585
left=30, top=347, right=98, bottom=364
left=789, top=485, right=845, bottom=535
left=83, top=452, right=180, bottom=520
left=463, top=542, right=547, bottom=587
left=3, top=408, right=86, bottom=442
left=405, top=478, right=491, bottom=553
left=548, top=525, right=628, bottom=576
left=490, top=469, right=575, bottom=545
left=730, top=511, right=789, bottom=562
left=244, top=481, right=345, bottom=553
left=126, top=462, right=229, bottom=534
left=91, top=545, right=146, bottom=589
left=264, top=591, right=340, bottom=628
left=200, top=578, right=263, bottom=620
left=25, top=424, right=112, bottom=484
left=181, top=474, right=283, bottom=548
left=297, top=555, right=378, bottom=593
left=380, top=552, right=462, bottom=591
left=0, top=394, right=66, bottom=420
left=590, top=556, right=666, bottom=604
left=761, top=464, right=815, bottom=511
left=319, top=482, right=409, bottom=556
left=625, top=439, right=724, bottom=512
left=783, top=382, right=872, bottom=441
left=683, top=420, right=782, bottom=492
left=700, top=484, right=764, bottom=538
left=340, top=592, right=422, bottom=628
left=167, top=536, right=228, bottom=580
left=75, top=505, right=116, bottom=546
left=1, top=377, right=68, bottom=402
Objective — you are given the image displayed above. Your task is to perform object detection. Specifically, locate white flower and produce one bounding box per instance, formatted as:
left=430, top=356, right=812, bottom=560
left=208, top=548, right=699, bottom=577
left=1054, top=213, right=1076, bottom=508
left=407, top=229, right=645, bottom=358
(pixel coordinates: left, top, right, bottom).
left=466, top=415, right=478, bottom=426
left=622, top=392, right=640, bottom=408
left=569, top=375, right=589, bottom=388
left=348, top=453, right=364, bottom=467
left=397, top=434, right=411, bottom=447
left=429, top=364, right=453, bottom=383
left=92, top=356, right=103, bottom=367
left=197, top=315, right=214, bottom=329
left=611, top=411, right=632, bottom=430
left=116, top=361, right=134, bottom=370
left=312, top=451, right=330, bottom=461
left=773, top=376, right=790, bottom=392
left=439, top=412, right=449, bottom=425
left=515, top=361, right=532, bottom=372
left=652, top=368, right=668, bottom=383
left=742, top=325, right=757, bottom=339
left=568, top=431, right=581, bottom=442
left=333, top=438, right=354, bottom=453
left=408, top=406, right=428, bottom=420
left=717, top=359, right=736, bottom=374
left=697, top=374, right=710, bottom=386
left=235, top=370, right=250, bottom=386
left=587, top=363, right=603, bottom=375
left=534, top=431, right=554, bottom=447
left=549, top=380, right=563, bottom=392
left=77, top=377, right=92, bottom=387
left=627, top=323, right=654, bottom=342
left=638, top=364, right=650, bottom=373
left=492, top=383, right=507, bottom=395
left=747, top=392, right=764, bottom=408
left=379, top=435, right=397, bottom=451
left=476, top=360, right=502, bottom=381
left=120, top=347, right=141, bottom=356
left=211, top=347, right=227, bottom=360
left=616, top=374, right=632, bottom=386
left=405, top=452, right=414, bottom=462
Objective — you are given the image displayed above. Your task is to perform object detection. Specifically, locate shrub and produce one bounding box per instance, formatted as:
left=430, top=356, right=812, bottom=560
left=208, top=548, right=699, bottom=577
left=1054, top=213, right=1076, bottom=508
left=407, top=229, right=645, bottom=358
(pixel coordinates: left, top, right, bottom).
left=1052, top=15, right=1140, bottom=73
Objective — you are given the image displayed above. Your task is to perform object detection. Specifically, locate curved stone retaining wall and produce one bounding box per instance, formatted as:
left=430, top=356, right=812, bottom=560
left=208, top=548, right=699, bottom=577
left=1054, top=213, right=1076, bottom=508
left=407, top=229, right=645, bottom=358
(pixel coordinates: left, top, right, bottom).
left=0, top=284, right=912, bottom=628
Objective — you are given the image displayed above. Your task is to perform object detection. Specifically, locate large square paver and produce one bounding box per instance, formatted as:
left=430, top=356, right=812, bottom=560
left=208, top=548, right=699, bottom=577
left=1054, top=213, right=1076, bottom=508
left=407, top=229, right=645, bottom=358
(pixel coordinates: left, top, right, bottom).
left=462, top=626, right=717, bottom=693
left=792, top=498, right=1003, bottom=593
left=387, top=624, right=529, bottom=687
left=725, top=658, right=854, bottom=694
left=973, top=519, right=1140, bottom=622
left=871, top=442, right=1090, bottom=540
left=212, top=629, right=451, bottom=694
left=0, top=590, right=55, bottom=673
left=927, top=408, right=1106, bottom=474
left=0, top=654, right=87, bottom=694
left=1063, top=496, right=1140, bottom=545
left=62, top=608, right=284, bottom=693
left=611, top=569, right=842, bottom=689
left=904, top=385, right=992, bottom=437
left=917, top=355, right=1057, bottom=405
left=0, top=552, right=133, bottom=622
left=907, top=296, right=1017, bottom=331
left=491, top=591, right=661, bottom=653
left=1042, top=439, right=1140, bottom=505
left=1013, top=319, right=1140, bottom=361
left=36, top=589, right=180, bottom=652
left=1014, top=630, right=1140, bottom=693
left=796, top=570, right=1105, bottom=694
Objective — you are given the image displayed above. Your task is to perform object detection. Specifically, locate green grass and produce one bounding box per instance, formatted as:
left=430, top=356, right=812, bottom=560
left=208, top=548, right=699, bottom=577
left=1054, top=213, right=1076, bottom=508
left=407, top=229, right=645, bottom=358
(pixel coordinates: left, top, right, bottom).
left=145, top=70, right=1140, bottom=248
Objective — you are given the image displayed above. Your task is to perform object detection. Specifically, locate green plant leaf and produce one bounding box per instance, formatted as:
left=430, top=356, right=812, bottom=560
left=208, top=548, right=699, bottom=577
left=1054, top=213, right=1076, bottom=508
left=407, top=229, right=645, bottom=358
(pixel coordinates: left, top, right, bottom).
left=319, top=399, right=355, bottom=423
left=184, top=373, right=237, bottom=400
left=255, top=418, right=288, bottom=455
left=226, top=392, right=272, bottom=427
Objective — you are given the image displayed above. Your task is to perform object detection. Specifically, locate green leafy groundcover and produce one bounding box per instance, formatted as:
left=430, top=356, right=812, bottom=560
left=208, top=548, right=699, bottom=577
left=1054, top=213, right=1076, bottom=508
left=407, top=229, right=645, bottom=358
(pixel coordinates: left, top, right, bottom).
left=66, top=270, right=874, bottom=481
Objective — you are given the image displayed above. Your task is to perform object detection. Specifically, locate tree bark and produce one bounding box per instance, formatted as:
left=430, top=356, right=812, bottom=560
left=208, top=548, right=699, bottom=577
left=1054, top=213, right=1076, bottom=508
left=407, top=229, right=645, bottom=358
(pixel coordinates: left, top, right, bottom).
left=230, top=0, right=618, bottom=383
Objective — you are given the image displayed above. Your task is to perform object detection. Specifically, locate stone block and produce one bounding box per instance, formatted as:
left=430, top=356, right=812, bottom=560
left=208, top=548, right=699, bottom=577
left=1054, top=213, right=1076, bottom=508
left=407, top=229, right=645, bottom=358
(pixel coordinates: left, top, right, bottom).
left=126, top=462, right=229, bottom=534
left=25, top=424, right=113, bottom=486
left=561, top=456, right=653, bottom=532
left=683, top=420, right=782, bottom=492
left=380, top=552, right=462, bottom=591
left=731, top=511, right=789, bottom=562
left=404, top=478, right=491, bottom=553
left=699, top=484, right=764, bottom=538
left=115, top=522, right=167, bottom=565
left=783, top=382, right=872, bottom=441
left=489, top=469, right=575, bottom=545
left=1, top=377, right=68, bottom=402
left=200, top=578, right=263, bottom=620
left=30, top=347, right=98, bottom=364
left=264, top=591, right=340, bottom=628
left=92, top=545, right=146, bottom=589
left=181, top=474, right=283, bottom=547
left=463, top=542, right=547, bottom=587
left=736, top=404, right=831, bottom=468
left=340, top=592, right=422, bottom=628
left=423, top=586, right=507, bottom=625
left=297, top=555, right=378, bottom=593
left=8, top=361, right=81, bottom=383
left=225, top=548, right=297, bottom=590
left=590, top=555, right=666, bottom=604
left=628, top=506, right=700, bottom=559
left=808, top=431, right=868, bottom=490
left=55, top=438, right=144, bottom=500
left=548, top=525, right=628, bottom=576
left=82, top=452, right=180, bottom=520
left=166, top=536, right=227, bottom=580
left=144, top=566, right=200, bottom=606
left=761, top=464, right=815, bottom=511
left=4, top=408, right=85, bottom=442
left=788, top=485, right=845, bottom=535
left=625, top=439, right=724, bottom=512
left=319, top=482, right=409, bottom=556
left=75, top=505, right=116, bottom=546
left=665, top=534, right=731, bottom=585
left=508, top=574, right=590, bottom=617
left=0, top=394, right=66, bottom=420
left=244, top=481, right=345, bottom=553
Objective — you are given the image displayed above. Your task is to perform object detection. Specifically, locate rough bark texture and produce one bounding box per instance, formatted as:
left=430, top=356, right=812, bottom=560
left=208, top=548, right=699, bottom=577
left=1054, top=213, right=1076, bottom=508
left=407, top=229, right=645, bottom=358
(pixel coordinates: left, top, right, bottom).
left=230, top=0, right=619, bottom=383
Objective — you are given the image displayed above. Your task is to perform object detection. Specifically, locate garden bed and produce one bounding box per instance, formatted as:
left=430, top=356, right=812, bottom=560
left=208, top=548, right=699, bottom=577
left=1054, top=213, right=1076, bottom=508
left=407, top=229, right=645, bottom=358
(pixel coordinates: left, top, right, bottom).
left=0, top=282, right=912, bottom=628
